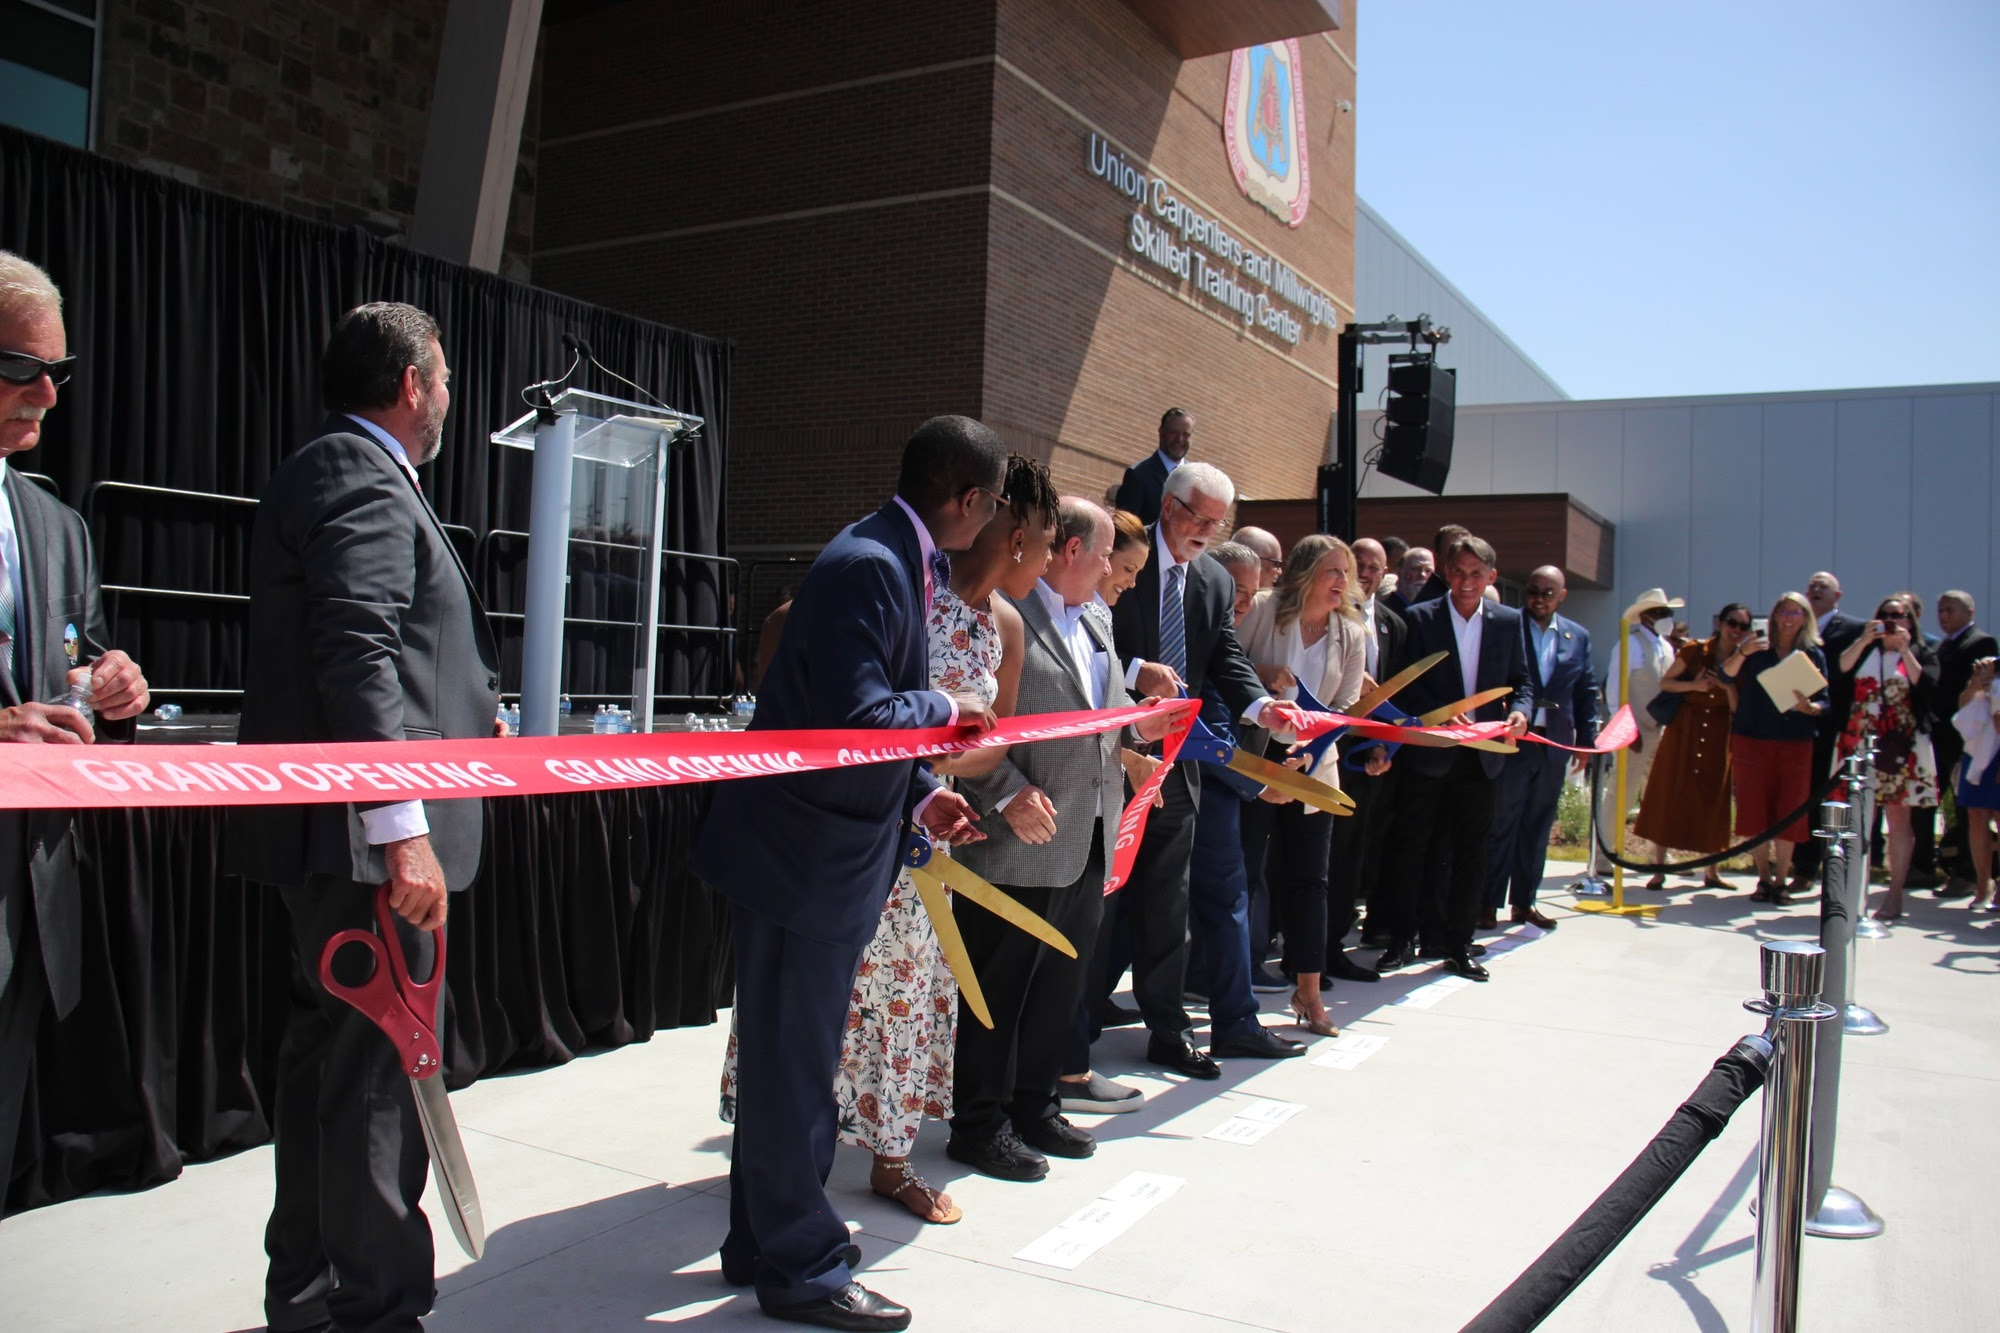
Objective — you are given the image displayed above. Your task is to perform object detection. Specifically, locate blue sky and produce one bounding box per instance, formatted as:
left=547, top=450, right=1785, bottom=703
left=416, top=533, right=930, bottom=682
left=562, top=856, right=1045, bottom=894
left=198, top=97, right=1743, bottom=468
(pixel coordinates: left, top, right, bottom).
left=1355, top=2, right=2000, bottom=400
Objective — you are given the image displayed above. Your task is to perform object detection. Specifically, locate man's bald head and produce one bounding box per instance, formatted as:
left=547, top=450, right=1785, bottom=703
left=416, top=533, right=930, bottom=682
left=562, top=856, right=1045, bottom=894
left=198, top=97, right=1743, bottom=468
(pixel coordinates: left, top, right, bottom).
left=1806, top=571, right=1842, bottom=617
left=1232, top=525, right=1283, bottom=588
left=1523, top=565, right=1567, bottom=626
left=1352, top=538, right=1388, bottom=600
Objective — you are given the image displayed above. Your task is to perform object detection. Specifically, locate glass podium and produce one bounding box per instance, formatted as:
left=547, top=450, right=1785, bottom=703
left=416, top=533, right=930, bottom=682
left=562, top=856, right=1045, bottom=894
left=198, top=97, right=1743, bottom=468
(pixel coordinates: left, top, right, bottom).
left=491, top=388, right=704, bottom=735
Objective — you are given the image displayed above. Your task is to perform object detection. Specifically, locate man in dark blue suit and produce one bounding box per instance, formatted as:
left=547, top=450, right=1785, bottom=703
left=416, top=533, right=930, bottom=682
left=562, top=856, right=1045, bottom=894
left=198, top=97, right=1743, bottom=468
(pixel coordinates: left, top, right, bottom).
left=1376, top=536, right=1533, bottom=981
left=692, top=417, right=1007, bottom=1331
left=1483, top=566, right=1599, bottom=930
left=1112, top=407, right=1192, bottom=525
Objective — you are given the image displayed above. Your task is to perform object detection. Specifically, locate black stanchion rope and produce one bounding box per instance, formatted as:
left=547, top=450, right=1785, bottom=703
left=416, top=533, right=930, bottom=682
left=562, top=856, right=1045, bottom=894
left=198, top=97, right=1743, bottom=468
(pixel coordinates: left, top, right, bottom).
left=1587, top=755, right=1849, bottom=875
left=1459, top=1038, right=1772, bottom=1333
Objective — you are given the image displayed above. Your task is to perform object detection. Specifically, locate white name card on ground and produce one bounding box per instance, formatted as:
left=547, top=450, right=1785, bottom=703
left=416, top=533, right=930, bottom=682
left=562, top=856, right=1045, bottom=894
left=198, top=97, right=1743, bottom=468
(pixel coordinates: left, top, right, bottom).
left=1203, top=1098, right=1305, bottom=1144
left=1312, top=1032, right=1390, bottom=1069
left=1014, top=1172, right=1186, bottom=1270
left=1392, top=975, right=1472, bottom=1009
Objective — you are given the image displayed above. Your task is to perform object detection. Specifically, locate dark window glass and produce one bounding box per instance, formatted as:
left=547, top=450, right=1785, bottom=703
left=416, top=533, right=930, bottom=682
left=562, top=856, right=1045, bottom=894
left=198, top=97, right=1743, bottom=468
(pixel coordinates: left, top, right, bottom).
left=0, top=0, right=94, bottom=147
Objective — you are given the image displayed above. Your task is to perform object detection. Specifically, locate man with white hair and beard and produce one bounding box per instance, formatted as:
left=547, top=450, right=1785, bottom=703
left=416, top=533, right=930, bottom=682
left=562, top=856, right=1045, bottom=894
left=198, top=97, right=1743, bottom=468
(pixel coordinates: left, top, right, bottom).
left=1100, top=461, right=1308, bottom=1078
left=0, top=250, right=152, bottom=1209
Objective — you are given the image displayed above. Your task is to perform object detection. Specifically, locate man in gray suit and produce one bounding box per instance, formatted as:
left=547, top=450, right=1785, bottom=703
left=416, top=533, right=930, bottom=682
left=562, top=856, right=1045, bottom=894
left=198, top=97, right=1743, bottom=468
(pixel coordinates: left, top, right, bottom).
left=947, top=497, right=1169, bottom=1181
left=229, top=303, right=499, bottom=1332
left=0, top=251, right=151, bottom=1201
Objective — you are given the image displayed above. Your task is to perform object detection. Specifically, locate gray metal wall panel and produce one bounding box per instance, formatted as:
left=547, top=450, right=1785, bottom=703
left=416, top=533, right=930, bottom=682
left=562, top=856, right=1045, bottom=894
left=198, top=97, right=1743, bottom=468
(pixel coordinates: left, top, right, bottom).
left=1359, top=383, right=2000, bottom=676
left=1353, top=199, right=1568, bottom=408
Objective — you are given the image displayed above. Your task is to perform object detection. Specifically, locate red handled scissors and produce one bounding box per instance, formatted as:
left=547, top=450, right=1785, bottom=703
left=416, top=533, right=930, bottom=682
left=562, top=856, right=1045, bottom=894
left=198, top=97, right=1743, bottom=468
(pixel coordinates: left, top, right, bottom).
left=319, top=884, right=486, bottom=1260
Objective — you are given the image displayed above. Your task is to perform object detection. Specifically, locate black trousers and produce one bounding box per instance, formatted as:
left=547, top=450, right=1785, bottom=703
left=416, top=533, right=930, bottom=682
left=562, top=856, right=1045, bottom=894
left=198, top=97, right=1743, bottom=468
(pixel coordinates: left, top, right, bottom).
left=1932, top=728, right=1971, bottom=877
left=1386, top=751, right=1498, bottom=956
left=1326, top=763, right=1396, bottom=954
left=1795, top=724, right=1842, bottom=875
left=265, top=876, right=439, bottom=1333
left=951, top=831, right=1105, bottom=1141
left=1240, top=795, right=1335, bottom=976
left=1094, top=764, right=1196, bottom=1040
left=0, top=910, right=46, bottom=1212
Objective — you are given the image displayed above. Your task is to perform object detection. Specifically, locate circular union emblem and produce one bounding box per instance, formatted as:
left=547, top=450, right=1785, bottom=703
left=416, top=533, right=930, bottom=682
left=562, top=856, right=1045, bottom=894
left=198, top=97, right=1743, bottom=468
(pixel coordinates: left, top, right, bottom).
left=1223, top=40, right=1311, bottom=228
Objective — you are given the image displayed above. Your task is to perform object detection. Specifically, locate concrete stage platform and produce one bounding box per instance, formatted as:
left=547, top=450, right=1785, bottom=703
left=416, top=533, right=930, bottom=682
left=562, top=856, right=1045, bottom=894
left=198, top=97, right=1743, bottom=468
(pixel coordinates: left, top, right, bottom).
left=5, top=863, right=1994, bottom=1331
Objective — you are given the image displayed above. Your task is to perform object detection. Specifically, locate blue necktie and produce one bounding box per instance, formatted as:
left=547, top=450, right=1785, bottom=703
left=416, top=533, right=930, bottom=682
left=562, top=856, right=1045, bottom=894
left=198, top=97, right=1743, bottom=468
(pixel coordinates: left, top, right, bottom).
left=0, top=548, right=15, bottom=686
left=927, top=549, right=951, bottom=609
left=1160, top=564, right=1187, bottom=678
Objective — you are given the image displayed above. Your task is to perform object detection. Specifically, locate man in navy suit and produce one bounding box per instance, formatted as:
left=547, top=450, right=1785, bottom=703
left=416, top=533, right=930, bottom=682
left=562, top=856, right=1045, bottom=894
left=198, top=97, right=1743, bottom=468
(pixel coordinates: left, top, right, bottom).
left=691, top=417, right=1006, bottom=1331
left=1483, top=567, right=1599, bottom=930
left=1793, top=570, right=1869, bottom=884
left=1112, top=407, right=1192, bottom=525
left=1376, top=536, right=1533, bottom=981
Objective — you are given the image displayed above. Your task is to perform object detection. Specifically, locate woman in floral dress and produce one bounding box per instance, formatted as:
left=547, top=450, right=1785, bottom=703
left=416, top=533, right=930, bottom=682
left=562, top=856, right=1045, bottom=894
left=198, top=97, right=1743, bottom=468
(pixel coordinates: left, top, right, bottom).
left=1837, top=594, right=1940, bottom=920
left=720, top=454, right=1059, bottom=1225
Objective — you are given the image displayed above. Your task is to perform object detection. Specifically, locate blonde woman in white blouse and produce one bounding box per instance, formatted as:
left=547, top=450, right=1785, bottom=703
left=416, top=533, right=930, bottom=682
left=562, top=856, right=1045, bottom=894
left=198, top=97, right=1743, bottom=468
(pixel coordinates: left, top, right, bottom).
left=1234, top=535, right=1370, bottom=1036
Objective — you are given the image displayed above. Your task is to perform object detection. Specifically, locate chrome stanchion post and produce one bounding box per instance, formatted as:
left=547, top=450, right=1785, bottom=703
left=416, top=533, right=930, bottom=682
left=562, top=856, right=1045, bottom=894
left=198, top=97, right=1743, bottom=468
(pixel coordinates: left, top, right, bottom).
left=1848, top=741, right=1891, bottom=940
left=1745, top=940, right=1837, bottom=1333
left=1832, top=782, right=1887, bottom=1036
left=1575, top=753, right=1611, bottom=898
left=1804, top=802, right=1885, bottom=1238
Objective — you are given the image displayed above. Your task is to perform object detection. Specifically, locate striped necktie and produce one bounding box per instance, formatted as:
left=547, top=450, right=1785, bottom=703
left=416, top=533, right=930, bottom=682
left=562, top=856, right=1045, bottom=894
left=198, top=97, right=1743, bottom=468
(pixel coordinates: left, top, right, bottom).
left=0, top=554, right=13, bottom=683
left=1160, top=563, right=1187, bottom=678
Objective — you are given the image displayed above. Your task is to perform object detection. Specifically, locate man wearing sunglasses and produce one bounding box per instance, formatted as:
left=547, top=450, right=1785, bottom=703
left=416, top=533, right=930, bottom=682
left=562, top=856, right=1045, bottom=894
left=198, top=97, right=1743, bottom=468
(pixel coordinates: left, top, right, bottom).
left=0, top=250, right=151, bottom=1211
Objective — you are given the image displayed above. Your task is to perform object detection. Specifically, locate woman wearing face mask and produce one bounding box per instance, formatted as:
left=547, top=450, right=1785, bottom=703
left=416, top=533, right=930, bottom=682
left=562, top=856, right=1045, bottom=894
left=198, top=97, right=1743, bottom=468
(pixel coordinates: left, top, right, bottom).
left=1235, top=535, right=1373, bottom=1036
left=1839, top=594, right=1940, bottom=920
left=720, top=454, right=1061, bottom=1227
left=1633, top=604, right=1751, bottom=889
left=1721, top=592, right=1828, bottom=903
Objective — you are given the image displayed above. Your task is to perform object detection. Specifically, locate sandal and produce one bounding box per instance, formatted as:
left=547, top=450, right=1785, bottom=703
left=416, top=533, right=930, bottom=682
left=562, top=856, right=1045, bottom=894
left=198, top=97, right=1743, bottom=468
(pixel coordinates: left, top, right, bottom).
left=871, top=1158, right=962, bottom=1225
left=1645, top=875, right=1667, bottom=892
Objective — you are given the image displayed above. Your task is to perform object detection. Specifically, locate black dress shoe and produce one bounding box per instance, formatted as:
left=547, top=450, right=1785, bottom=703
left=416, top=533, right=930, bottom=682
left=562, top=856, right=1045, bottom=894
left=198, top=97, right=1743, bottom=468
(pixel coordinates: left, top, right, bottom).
left=1476, top=909, right=1499, bottom=930
left=766, top=1281, right=912, bottom=1331
left=1018, top=1115, right=1096, bottom=1158
left=1210, top=1026, right=1306, bottom=1059
left=1325, top=952, right=1381, bottom=983
left=1096, top=1001, right=1143, bottom=1028
left=1375, top=941, right=1418, bottom=971
left=1512, top=907, right=1558, bottom=930
left=726, top=1243, right=861, bottom=1287
left=1441, top=955, right=1490, bottom=982
left=946, top=1129, right=1049, bottom=1181
left=1146, top=1034, right=1222, bottom=1079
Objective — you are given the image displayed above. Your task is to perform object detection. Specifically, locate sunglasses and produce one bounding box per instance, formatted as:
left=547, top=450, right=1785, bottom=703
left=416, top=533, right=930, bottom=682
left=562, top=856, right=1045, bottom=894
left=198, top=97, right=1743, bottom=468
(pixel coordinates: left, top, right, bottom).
left=1879, top=612, right=1909, bottom=622
left=1722, top=619, right=1752, bottom=630
left=0, top=351, right=76, bottom=387
left=1525, top=586, right=1561, bottom=598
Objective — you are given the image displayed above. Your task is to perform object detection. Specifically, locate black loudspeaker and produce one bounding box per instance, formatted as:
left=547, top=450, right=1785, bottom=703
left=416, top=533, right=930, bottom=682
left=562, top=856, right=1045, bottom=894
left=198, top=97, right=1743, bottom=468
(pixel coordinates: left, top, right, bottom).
left=1379, top=359, right=1456, bottom=494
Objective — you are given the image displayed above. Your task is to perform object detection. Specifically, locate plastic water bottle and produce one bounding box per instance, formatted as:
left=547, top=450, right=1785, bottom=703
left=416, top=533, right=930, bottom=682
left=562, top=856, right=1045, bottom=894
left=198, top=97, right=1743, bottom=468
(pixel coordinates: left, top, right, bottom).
left=153, top=702, right=183, bottom=721
left=616, top=708, right=635, bottom=734
left=507, top=702, right=522, bottom=734
left=592, top=704, right=610, bottom=735
left=560, top=693, right=573, bottom=718
left=50, top=668, right=94, bottom=725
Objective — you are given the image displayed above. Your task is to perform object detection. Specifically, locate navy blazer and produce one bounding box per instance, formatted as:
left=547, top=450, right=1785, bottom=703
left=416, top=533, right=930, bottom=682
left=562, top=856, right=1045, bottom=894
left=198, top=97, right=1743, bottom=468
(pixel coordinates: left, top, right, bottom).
left=1114, top=452, right=1170, bottom=526
left=692, top=502, right=952, bottom=948
left=1522, top=612, right=1599, bottom=749
left=1394, top=597, right=1536, bottom=779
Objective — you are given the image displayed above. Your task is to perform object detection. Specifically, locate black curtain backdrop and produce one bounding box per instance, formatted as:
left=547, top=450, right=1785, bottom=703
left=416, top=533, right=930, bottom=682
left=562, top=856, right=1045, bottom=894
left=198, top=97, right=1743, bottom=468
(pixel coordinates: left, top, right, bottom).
left=0, top=127, right=738, bottom=1211
left=0, top=123, right=733, bottom=703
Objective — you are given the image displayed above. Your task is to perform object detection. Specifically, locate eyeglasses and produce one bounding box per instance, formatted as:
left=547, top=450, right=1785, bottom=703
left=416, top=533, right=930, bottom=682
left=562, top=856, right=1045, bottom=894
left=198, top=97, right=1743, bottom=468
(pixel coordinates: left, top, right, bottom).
left=1722, top=619, right=1752, bottom=631
left=1167, top=494, right=1226, bottom=534
left=1260, top=557, right=1283, bottom=574
left=0, top=351, right=76, bottom=387
left=1525, top=585, right=1561, bottom=599
left=965, top=484, right=1011, bottom=510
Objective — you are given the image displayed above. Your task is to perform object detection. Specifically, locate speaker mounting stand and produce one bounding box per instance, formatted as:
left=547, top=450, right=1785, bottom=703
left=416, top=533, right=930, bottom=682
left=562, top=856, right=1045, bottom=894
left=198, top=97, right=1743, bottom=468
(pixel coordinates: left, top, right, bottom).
left=1321, top=316, right=1451, bottom=540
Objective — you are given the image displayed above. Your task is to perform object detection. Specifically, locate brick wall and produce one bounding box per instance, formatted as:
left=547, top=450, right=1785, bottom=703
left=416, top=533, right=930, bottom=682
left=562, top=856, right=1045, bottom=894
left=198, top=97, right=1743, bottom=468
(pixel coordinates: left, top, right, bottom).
left=92, top=0, right=541, bottom=278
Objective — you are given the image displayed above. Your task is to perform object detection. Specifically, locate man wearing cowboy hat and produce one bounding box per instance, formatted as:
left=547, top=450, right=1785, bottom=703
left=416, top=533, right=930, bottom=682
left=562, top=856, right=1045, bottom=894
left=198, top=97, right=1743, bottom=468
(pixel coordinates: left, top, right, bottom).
left=1593, top=587, right=1683, bottom=875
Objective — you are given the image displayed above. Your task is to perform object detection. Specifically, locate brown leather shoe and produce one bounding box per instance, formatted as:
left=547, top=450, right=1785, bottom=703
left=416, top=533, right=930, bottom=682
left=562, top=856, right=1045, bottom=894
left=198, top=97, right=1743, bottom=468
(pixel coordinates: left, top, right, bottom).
left=1512, top=907, right=1558, bottom=930
left=1476, top=909, right=1499, bottom=931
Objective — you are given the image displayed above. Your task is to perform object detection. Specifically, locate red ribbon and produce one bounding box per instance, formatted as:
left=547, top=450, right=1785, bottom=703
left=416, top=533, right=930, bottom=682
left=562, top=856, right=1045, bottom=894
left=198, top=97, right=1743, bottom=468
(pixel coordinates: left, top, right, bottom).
left=0, top=699, right=1632, bottom=903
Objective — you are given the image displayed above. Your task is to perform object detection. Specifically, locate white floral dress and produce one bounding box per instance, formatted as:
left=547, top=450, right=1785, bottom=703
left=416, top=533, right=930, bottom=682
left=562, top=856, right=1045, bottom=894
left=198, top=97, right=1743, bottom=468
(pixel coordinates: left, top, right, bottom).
left=720, top=585, right=1001, bottom=1156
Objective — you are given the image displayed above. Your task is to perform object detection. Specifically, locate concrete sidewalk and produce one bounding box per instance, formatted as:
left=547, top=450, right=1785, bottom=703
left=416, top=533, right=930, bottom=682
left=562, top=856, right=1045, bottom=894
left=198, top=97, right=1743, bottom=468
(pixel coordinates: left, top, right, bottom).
left=4, top=863, right=1994, bottom=1331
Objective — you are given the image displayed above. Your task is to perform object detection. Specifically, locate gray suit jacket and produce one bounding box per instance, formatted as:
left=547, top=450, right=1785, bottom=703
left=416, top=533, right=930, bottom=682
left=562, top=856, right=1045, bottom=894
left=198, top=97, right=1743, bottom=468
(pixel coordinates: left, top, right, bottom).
left=956, top=591, right=1131, bottom=890
left=0, top=467, right=133, bottom=1018
left=227, top=418, right=500, bottom=891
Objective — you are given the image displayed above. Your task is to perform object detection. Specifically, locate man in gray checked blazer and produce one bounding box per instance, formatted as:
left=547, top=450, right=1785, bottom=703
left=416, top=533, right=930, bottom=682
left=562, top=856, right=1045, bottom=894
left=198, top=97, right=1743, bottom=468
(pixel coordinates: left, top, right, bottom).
left=946, top=497, right=1168, bottom=1182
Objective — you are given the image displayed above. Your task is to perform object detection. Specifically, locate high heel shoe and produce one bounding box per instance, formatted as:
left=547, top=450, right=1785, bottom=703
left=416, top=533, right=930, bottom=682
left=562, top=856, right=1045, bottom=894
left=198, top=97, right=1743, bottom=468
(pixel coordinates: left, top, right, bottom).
left=1288, top=990, right=1338, bottom=1037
